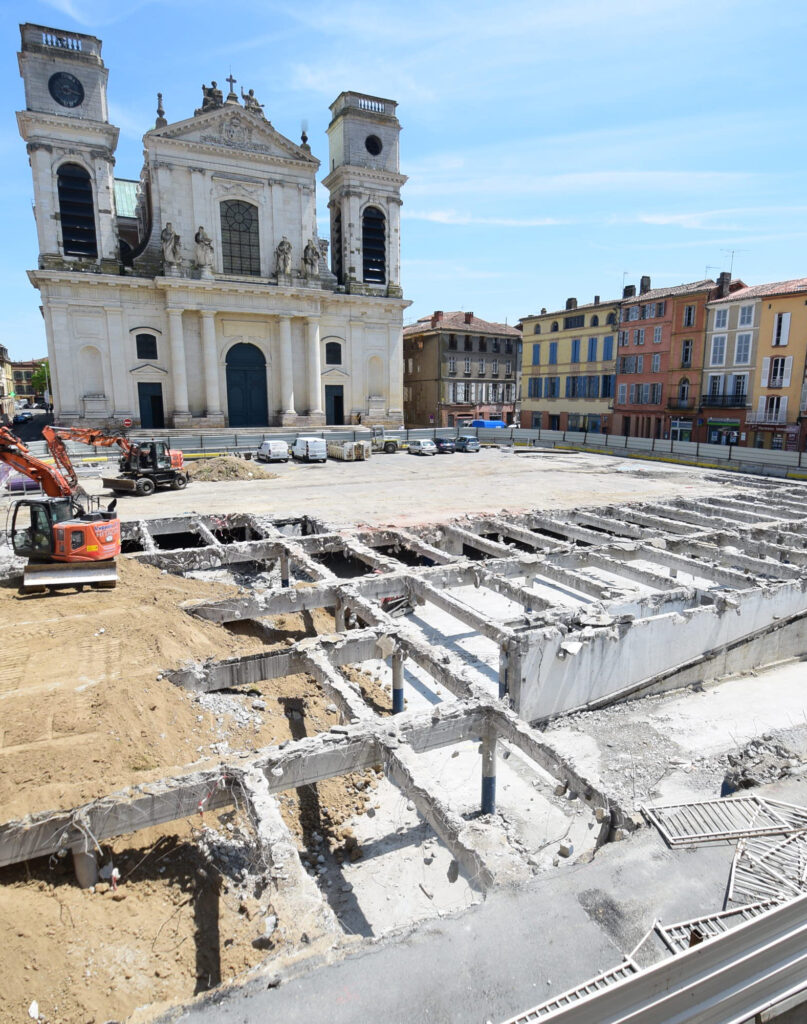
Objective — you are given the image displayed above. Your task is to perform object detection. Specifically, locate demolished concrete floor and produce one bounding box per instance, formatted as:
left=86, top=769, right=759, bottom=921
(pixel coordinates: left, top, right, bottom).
left=2, top=475, right=807, bottom=1022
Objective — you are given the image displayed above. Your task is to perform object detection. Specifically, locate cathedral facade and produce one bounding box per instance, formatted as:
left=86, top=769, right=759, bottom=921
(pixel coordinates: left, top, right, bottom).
left=16, top=23, right=408, bottom=428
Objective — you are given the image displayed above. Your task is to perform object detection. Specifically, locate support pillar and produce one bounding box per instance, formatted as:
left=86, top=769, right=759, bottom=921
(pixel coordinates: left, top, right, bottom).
left=334, top=599, right=345, bottom=632
left=481, top=734, right=497, bottom=816
left=278, top=315, right=297, bottom=424
left=307, top=317, right=323, bottom=417
left=391, top=648, right=405, bottom=714
left=166, top=307, right=190, bottom=419
left=72, top=848, right=98, bottom=889
left=279, top=549, right=290, bottom=589
left=200, top=310, right=223, bottom=419
left=498, top=648, right=509, bottom=700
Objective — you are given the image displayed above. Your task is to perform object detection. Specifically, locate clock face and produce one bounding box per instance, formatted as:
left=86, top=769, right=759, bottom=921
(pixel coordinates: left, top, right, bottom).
left=48, top=72, right=84, bottom=108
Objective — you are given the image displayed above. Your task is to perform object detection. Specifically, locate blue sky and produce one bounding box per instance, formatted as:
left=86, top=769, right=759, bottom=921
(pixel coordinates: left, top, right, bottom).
left=2, top=0, right=806, bottom=359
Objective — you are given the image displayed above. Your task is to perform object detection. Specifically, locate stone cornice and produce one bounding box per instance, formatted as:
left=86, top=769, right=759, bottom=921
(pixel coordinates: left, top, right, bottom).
left=17, top=109, right=119, bottom=146
left=322, top=165, right=407, bottom=191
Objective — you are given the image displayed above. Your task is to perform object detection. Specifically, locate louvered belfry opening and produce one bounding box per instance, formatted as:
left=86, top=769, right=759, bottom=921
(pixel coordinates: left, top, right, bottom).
left=362, top=206, right=386, bottom=284
left=57, top=163, right=97, bottom=257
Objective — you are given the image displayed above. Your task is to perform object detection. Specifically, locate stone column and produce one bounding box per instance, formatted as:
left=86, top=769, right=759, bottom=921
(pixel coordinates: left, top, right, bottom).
left=200, top=310, right=223, bottom=419
left=278, top=315, right=297, bottom=424
left=104, top=306, right=131, bottom=419
left=48, top=302, right=79, bottom=419
left=481, top=734, right=497, bottom=816
left=166, top=307, right=190, bottom=420
left=306, top=317, right=324, bottom=418
left=391, top=648, right=405, bottom=714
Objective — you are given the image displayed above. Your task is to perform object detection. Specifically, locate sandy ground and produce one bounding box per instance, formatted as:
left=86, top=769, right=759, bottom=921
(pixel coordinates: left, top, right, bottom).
left=12, top=447, right=734, bottom=526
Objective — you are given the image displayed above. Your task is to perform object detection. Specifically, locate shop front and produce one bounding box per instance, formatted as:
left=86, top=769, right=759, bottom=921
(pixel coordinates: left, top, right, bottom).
left=706, top=418, right=741, bottom=445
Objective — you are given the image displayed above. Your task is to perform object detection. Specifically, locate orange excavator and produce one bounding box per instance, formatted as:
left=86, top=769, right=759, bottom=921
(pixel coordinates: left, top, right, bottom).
left=42, top=426, right=189, bottom=497
left=0, top=426, right=120, bottom=590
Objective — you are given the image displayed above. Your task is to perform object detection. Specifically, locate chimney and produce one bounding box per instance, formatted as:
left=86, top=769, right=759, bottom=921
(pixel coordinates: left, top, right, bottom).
left=623, top=284, right=636, bottom=299
left=540, top=307, right=547, bottom=314
left=594, top=295, right=600, bottom=305
left=640, top=275, right=651, bottom=295
left=717, top=272, right=731, bottom=298
left=566, top=297, right=577, bottom=310
left=464, top=311, right=473, bottom=324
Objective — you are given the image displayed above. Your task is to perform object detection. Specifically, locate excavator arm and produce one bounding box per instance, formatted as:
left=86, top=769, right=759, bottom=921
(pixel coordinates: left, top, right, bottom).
left=0, top=426, right=73, bottom=497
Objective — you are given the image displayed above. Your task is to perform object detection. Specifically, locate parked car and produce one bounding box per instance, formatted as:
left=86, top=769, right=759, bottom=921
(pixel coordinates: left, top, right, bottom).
left=408, top=439, right=437, bottom=456
left=433, top=437, right=456, bottom=453
left=256, top=439, right=290, bottom=463
left=13, top=411, right=34, bottom=424
left=455, top=435, right=481, bottom=452
left=291, top=436, right=327, bottom=463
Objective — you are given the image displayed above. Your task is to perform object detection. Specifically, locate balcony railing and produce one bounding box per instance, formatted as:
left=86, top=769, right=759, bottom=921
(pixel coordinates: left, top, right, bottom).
left=700, top=394, right=749, bottom=408
left=668, top=398, right=695, bottom=410
left=746, top=412, right=788, bottom=426
left=769, top=377, right=785, bottom=388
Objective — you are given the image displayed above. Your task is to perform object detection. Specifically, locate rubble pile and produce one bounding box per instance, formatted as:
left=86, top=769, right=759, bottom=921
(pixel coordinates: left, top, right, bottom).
left=188, top=456, right=279, bottom=482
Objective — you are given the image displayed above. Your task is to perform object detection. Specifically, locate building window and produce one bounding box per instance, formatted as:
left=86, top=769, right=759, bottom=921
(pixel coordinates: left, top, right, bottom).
left=634, top=328, right=645, bottom=345
left=550, top=321, right=559, bottom=332
left=361, top=206, right=386, bottom=283
left=732, top=373, right=748, bottom=397
left=607, top=312, right=616, bottom=325
left=681, top=339, right=693, bottom=367
left=683, top=305, right=695, bottom=327
left=618, top=331, right=628, bottom=347
left=528, top=377, right=542, bottom=398
left=448, top=356, right=456, bottom=374
left=591, top=315, right=600, bottom=327
left=532, top=343, right=541, bottom=366
left=533, top=323, right=541, bottom=334
left=548, top=342, right=558, bottom=364
left=714, top=308, right=728, bottom=330
left=492, top=359, right=499, bottom=375
left=708, top=373, right=724, bottom=397
left=618, top=382, right=627, bottom=404
left=135, top=334, right=158, bottom=360
left=57, top=163, right=97, bottom=257
left=464, top=357, right=471, bottom=373
left=651, top=353, right=661, bottom=372
left=636, top=355, right=644, bottom=373
left=629, top=306, right=639, bottom=321
left=653, top=326, right=662, bottom=344
left=602, top=374, right=615, bottom=398
left=629, top=383, right=637, bottom=404
left=650, top=383, right=662, bottom=404
left=505, top=361, right=512, bottom=375
left=448, top=334, right=457, bottom=350
left=764, top=395, right=783, bottom=422
left=564, top=314, right=585, bottom=330
left=478, top=358, right=485, bottom=374
left=587, top=337, right=597, bottom=361
left=505, top=340, right=514, bottom=354
left=221, top=200, right=260, bottom=275
left=464, top=336, right=473, bottom=351
left=710, top=334, right=727, bottom=365
left=456, top=382, right=466, bottom=402
left=735, top=333, right=751, bottom=364
left=739, top=305, right=754, bottom=327
left=478, top=338, right=487, bottom=352
left=678, top=378, right=690, bottom=400
left=647, top=303, right=656, bottom=318
left=773, top=312, right=790, bottom=347
left=491, top=339, right=500, bottom=353
left=602, top=336, right=614, bottom=361
left=331, top=209, right=343, bottom=282
left=571, top=338, right=580, bottom=363
left=325, top=341, right=342, bottom=364
left=770, top=356, right=790, bottom=387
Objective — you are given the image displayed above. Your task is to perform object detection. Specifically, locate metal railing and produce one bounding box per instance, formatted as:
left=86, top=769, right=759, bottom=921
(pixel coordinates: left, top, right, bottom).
left=700, top=394, right=749, bottom=408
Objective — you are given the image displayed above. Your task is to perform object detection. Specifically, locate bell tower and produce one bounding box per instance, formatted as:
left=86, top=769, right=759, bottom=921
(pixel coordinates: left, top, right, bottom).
left=323, top=92, right=406, bottom=298
left=17, top=23, right=120, bottom=271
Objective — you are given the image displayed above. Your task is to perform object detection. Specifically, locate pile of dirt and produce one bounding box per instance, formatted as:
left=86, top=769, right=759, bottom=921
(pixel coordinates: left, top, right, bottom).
left=187, top=456, right=279, bottom=482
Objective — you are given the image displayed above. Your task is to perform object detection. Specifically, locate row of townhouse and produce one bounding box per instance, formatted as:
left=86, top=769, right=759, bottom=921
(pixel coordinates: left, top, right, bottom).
left=520, top=274, right=807, bottom=449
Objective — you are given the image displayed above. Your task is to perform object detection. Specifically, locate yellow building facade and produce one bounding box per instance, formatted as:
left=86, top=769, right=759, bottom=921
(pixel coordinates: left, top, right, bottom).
left=0, top=345, right=13, bottom=424
left=747, top=281, right=807, bottom=450
left=519, top=297, right=619, bottom=431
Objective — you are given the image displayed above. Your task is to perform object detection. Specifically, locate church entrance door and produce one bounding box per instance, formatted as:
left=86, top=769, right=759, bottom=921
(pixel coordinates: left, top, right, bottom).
left=226, top=343, right=268, bottom=427
left=138, top=382, right=165, bottom=428
left=325, top=385, right=344, bottom=425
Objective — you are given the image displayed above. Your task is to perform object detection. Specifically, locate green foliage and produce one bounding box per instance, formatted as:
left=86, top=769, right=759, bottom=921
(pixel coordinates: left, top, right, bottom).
left=29, top=360, right=49, bottom=395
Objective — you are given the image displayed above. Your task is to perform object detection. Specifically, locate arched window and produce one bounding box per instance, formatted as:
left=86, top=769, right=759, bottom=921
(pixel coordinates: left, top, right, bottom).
left=136, top=334, right=158, bottom=360
left=607, top=312, right=617, bottom=325
left=325, top=341, right=342, bottom=365
left=332, top=208, right=343, bottom=284
left=362, top=206, right=386, bottom=283
left=220, top=200, right=260, bottom=275
left=590, top=315, right=599, bottom=327
left=57, top=163, right=97, bottom=257
left=550, top=321, right=559, bottom=332
left=533, top=324, right=541, bottom=334
left=678, top=377, right=690, bottom=399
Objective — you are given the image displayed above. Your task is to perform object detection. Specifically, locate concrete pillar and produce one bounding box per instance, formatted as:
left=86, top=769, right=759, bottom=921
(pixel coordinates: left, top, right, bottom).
left=200, top=311, right=222, bottom=416
left=334, top=599, right=346, bottom=632
left=307, top=318, right=323, bottom=415
left=166, top=307, right=190, bottom=417
left=481, top=734, right=497, bottom=815
left=498, top=648, right=509, bottom=700
left=279, top=549, right=290, bottom=589
left=392, top=648, right=405, bottom=714
left=104, top=306, right=132, bottom=418
left=72, top=848, right=98, bottom=888
left=278, top=315, right=296, bottom=420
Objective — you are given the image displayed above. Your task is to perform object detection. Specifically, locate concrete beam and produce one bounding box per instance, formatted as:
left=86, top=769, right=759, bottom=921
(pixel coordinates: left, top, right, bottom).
left=444, top=524, right=514, bottom=558
left=412, top=578, right=512, bottom=644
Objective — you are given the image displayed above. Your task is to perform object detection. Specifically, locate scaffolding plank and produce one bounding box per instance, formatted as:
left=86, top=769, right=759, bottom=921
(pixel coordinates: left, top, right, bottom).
left=642, top=795, right=807, bottom=846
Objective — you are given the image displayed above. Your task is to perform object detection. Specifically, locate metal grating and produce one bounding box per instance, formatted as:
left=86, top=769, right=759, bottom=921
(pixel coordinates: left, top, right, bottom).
left=729, top=832, right=807, bottom=904
left=500, top=960, right=639, bottom=1022
left=641, top=795, right=807, bottom=846
left=656, top=900, right=779, bottom=953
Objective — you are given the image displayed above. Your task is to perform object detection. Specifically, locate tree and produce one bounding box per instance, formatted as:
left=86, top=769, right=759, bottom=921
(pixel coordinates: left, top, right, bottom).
left=29, top=360, right=49, bottom=397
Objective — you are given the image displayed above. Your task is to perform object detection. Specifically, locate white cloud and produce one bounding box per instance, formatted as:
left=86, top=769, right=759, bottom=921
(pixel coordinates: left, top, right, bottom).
left=403, top=210, right=567, bottom=227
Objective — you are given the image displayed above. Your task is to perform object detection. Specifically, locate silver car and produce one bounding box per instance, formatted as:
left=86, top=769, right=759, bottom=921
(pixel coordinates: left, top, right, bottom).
left=408, top=439, right=437, bottom=456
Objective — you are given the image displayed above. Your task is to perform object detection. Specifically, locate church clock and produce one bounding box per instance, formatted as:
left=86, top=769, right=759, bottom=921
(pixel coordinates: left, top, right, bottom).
left=48, top=71, right=84, bottom=108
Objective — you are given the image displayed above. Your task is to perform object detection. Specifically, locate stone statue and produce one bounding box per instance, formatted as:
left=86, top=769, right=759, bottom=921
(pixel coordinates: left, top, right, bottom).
left=194, top=225, right=213, bottom=269
left=241, top=87, right=265, bottom=116
left=303, top=238, right=319, bottom=277
left=198, top=81, right=223, bottom=114
left=161, top=222, right=180, bottom=266
left=275, top=236, right=292, bottom=276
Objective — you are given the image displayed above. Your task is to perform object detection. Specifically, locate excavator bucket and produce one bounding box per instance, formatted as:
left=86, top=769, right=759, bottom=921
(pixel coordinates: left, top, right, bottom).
left=22, top=559, right=118, bottom=591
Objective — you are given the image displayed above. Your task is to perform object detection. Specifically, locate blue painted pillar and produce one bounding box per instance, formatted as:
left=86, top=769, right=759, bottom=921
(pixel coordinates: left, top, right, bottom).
left=481, top=734, right=497, bottom=815
left=280, top=550, right=290, bottom=589
left=392, top=649, right=405, bottom=714
left=498, top=649, right=509, bottom=700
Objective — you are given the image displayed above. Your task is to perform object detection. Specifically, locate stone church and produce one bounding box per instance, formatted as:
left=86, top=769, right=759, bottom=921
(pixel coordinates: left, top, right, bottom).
left=16, top=23, right=408, bottom=428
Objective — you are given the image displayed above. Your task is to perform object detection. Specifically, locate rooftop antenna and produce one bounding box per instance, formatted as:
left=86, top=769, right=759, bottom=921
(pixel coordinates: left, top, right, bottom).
left=721, top=249, right=749, bottom=276
left=705, top=264, right=721, bottom=279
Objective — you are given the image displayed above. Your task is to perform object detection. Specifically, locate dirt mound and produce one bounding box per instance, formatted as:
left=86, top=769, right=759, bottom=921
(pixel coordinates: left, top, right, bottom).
left=188, top=456, right=279, bottom=482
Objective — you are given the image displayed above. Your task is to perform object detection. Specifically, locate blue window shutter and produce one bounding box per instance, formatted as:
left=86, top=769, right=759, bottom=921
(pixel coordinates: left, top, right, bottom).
left=532, top=344, right=540, bottom=365
left=536, top=378, right=542, bottom=398
left=549, top=342, right=557, bottom=364
left=565, top=376, right=571, bottom=397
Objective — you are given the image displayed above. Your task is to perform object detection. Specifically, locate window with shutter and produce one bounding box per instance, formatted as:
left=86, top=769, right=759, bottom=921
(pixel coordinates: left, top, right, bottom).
left=760, top=356, right=770, bottom=387
left=773, top=312, right=791, bottom=346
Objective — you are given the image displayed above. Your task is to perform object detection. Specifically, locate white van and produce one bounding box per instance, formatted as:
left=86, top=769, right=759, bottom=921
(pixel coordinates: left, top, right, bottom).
left=291, top=436, right=327, bottom=463
left=256, top=439, right=290, bottom=463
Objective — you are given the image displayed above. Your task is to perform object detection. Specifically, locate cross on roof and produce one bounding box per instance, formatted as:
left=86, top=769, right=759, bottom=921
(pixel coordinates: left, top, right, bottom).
left=226, top=73, right=237, bottom=92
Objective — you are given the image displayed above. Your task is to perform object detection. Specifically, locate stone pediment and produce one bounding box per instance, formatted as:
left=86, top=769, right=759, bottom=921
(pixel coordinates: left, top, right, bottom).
left=148, top=106, right=317, bottom=166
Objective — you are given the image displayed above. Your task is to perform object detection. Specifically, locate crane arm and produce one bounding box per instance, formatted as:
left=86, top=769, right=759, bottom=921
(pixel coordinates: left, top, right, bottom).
left=0, top=427, right=73, bottom=498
